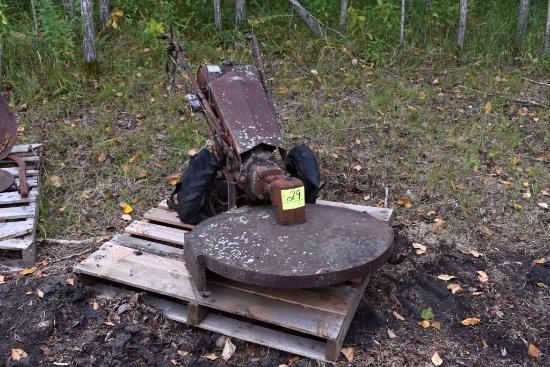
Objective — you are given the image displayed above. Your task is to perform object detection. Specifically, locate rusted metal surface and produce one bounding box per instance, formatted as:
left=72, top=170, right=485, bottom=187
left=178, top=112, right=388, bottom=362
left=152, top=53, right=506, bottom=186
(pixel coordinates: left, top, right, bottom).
left=0, top=169, right=15, bottom=192
left=0, top=95, right=17, bottom=160
left=207, top=66, right=284, bottom=155
left=185, top=204, right=394, bottom=291
left=7, top=154, right=29, bottom=197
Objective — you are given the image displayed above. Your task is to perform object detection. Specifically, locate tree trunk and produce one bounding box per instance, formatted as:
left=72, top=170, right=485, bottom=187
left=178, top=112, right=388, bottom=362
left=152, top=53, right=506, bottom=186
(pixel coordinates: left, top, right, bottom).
left=30, top=0, right=40, bottom=45
left=340, top=0, right=348, bottom=29
left=399, top=0, right=405, bottom=45
left=516, top=0, right=530, bottom=48
left=545, top=0, right=550, bottom=54
left=61, top=0, right=75, bottom=17
left=0, top=40, right=3, bottom=92
left=214, top=0, right=222, bottom=31
left=457, top=0, right=467, bottom=47
left=235, top=0, right=246, bottom=25
left=81, top=0, right=97, bottom=63
left=99, top=0, right=110, bottom=33
left=285, top=0, right=322, bottom=36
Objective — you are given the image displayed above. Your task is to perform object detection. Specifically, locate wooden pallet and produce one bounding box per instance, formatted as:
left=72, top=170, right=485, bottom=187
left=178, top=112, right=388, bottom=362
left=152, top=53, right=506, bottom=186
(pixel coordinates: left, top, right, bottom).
left=74, top=200, right=393, bottom=362
left=0, top=144, right=43, bottom=273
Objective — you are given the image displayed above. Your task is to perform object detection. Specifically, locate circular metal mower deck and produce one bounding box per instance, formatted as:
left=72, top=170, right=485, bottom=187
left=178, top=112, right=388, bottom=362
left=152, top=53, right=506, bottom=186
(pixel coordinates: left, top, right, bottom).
left=185, top=204, right=394, bottom=289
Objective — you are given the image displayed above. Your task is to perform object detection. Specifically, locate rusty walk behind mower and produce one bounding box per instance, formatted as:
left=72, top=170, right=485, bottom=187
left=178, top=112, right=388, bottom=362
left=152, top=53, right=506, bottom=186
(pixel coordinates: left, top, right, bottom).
left=158, top=33, right=399, bottom=297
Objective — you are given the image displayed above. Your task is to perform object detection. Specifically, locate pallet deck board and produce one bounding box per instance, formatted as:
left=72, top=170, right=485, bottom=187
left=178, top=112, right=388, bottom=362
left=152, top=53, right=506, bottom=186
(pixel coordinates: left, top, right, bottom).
left=74, top=199, right=393, bottom=362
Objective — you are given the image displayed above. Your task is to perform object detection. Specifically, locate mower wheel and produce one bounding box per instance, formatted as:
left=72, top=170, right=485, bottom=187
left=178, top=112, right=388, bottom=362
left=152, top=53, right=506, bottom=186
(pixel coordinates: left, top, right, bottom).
left=286, top=145, right=320, bottom=204
left=176, top=148, right=219, bottom=225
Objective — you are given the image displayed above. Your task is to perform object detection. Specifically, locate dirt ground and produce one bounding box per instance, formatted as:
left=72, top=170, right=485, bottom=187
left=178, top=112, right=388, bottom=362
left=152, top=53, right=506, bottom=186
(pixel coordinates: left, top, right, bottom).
left=1, top=216, right=548, bottom=366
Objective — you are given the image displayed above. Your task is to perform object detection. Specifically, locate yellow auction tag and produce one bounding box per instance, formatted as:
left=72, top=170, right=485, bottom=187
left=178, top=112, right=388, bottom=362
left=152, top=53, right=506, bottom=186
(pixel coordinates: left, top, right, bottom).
left=280, top=187, right=305, bottom=210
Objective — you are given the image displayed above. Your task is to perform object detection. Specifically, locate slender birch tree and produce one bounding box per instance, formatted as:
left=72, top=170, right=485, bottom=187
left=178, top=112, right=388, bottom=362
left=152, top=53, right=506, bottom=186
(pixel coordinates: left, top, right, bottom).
left=545, top=0, right=550, bottom=54
left=235, top=0, right=246, bottom=25
left=516, top=0, right=530, bottom=48
left=214, top=0, right=222, bottom=31
left=399, top=0, right=405, bottom=45
left=340, top=0, right=348, bottom=29
left=99, top=0, right=110, bottom=33
left=81, top=0, right=97, bottom=63
left=457, top=0, right=467, bottom=47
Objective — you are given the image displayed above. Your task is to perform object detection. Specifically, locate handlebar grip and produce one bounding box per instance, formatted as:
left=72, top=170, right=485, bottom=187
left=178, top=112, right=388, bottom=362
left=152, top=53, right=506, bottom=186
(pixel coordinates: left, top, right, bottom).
left=156, top=33, right=170, bottom=40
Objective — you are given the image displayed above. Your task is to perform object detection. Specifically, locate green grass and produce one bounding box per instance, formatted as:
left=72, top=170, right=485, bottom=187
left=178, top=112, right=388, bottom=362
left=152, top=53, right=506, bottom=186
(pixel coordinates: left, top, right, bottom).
left=0, top=1, right=548, bottom=247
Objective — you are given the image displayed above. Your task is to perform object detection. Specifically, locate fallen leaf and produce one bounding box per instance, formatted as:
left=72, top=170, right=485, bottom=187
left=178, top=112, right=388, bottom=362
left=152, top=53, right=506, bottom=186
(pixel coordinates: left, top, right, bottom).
left=20, top=267, right=37, bottom=276
left=139, top=169, right=147, bottom=178
left=66, top=278, right=75, bottom=286
left=533, top=258, right=546, bottom=264
left=397, top=198, right=413, bottom=208
left=25, top=290, right=33, bottom=295
left=93, top=301, right=100, bottom=310
left=310, top=69, right=319, bottom=76
left=0, top=275, right=4, bottom=285
left=418, top=320, right=430, bottom=328
left=341, top=347, right=355, bottom=362
left=471, top=291, right=484, bottom=296
left=536, top=282, right=545, bottom=287
left=177, top=350, right=189, bottom=356
left=477, top=271, right=489, bottom=283
left=432, top=217, right=446, bottom=233
left=500, top=180, right=513, bottom=186
left=48, top=175, right=62, bottom=188
left=484, top=101, right=492, bottom=114
left=421, top=307, right=434, bottom=320
left=527, top=343, right=540, bottom=358
left=537, top=202, right=549, bottom=209
left=40, top=345, right=51, bottom=356
left=461, top=317, right=481, bottom=326
left=37, top=289, right=44, bottom=298
left=288, top=356, right=300, bottom=364
left=187, top=149, right=197, bottom=156
left=469, top=250, right=483, bottom=257
left=11, top=349, right=28, bottom=361
left=523, top=191, right=531, bottom=199
left=166, top=173, right=181, bottom=185
left=447, top=284, right=463, bottom=294
left=482, top=339, right=488, bottom=348
left=205, top=353, right=219, bottom=361
left=170, top=359, right=177, bottom=365
left=392, top=311, right=405, bottom=321
left=119, top=202, right=133, bottom=214
left=129, top=153, right=142, bottom=163
left=437, top=274, right=456, bottom=281
left=104, top=321, right=115, bottom=326
left=121, top=214, right=132, bottom=221
left=387, top=329, right=396, bottom=339
left=431, top=321, right=441, bottom=330
left=419, top=92, right=427, bottom=100
left=431, top=352, right=443, bottom=366
left=352, top=164, right=362, bottom=171
left=97, top=152, right=107, bottom=162
left=413, top=243, right=427, bottom=255
left=222, top=338, right=236, bottom=361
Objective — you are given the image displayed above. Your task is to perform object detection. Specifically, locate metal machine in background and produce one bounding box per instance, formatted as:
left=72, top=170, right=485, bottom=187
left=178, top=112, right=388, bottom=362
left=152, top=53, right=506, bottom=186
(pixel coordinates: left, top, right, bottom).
left=158, top=33, right=401, bottom=297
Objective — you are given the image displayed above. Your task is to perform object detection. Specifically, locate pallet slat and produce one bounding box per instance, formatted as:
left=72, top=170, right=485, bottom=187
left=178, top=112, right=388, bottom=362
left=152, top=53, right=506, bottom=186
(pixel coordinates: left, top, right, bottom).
left=0, top=202, right=36, bottom=220
left=0, top=191, right=38, bottom=205
left=125, top=220, right=187, bottom=245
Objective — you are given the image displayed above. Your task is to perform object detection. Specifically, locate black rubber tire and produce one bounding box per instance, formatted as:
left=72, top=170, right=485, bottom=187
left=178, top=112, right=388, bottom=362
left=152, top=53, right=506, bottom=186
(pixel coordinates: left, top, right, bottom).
left=176, top=149, right=219, bottom=225
left=286, top=145, right=321, bottom=204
